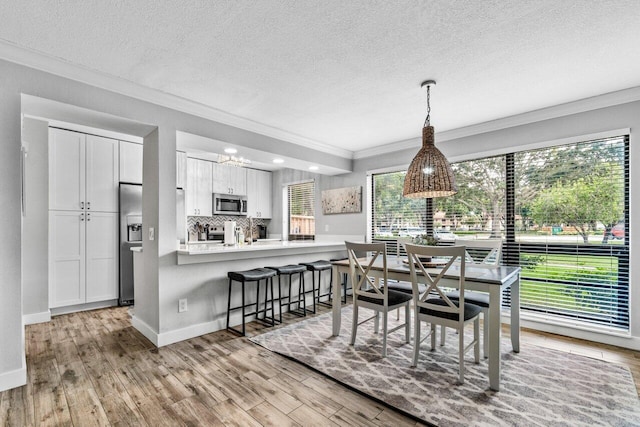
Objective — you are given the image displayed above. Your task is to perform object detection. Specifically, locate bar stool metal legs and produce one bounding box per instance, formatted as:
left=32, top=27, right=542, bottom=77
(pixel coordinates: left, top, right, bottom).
left=265, top=264, right=308, bottom=320
left=299, top=260, right=333, bottom=310
left=226, top=268, right=277, bottom=336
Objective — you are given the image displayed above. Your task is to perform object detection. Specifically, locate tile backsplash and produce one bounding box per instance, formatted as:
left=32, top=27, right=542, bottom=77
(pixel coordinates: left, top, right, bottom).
left=187, top=215, right=269, bottom=238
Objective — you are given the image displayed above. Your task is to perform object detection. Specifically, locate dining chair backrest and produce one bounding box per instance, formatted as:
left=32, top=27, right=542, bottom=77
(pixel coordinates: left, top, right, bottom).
left=395, top=237, right=413, bottom=258
left=455, top=238, right=502, bottom=267
left=345, top=241, right=388, bottom=304
left=404, top=244, right=466, bottom=324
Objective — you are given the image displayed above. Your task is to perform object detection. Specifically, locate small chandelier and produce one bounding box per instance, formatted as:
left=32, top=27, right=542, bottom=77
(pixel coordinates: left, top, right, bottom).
left=403, top=80, right=457, bottom=198
left=217, top=154, right=251, bottom=167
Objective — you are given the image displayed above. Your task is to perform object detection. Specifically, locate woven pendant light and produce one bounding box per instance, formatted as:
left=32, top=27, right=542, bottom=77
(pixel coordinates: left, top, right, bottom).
left=403, top=80, right=457, bottom=198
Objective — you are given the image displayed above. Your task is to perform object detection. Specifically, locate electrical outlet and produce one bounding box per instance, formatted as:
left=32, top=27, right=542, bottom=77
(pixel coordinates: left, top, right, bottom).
left=178, top=298, right=188, bottom=313
left=149, top=227, right=155, bottom=241
left=324, top=224, right=329, bottom=232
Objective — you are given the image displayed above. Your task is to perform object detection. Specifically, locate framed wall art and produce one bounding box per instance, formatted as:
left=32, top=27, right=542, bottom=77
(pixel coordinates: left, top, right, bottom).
left=321, top=186, right=362, bottom=214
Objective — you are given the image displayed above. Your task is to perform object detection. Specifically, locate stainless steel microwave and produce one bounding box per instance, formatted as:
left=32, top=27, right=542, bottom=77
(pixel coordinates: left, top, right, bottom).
left=213, top=193, right=247, bottom=215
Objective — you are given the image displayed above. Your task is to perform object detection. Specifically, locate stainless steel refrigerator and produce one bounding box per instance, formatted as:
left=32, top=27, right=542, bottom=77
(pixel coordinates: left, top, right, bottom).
left=118, top=184, right=186, bottom=306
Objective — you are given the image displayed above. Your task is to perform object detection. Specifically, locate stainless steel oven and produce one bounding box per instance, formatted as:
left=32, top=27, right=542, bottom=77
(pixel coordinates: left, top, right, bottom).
left=213, top=193, right=247, bottom=215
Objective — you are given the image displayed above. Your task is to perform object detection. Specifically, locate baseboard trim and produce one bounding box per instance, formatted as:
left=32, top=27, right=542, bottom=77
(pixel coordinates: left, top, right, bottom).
left=131, top=315, right=225, bottom=348
left=50, top=300, right=117, bottom=316
left=23, top=310, right=51, bottom=325
left=130, top=315, right=159, bottom=347
left=157, top=319, right=225, bottom=347
left=0, top=361, right=26, bottom=393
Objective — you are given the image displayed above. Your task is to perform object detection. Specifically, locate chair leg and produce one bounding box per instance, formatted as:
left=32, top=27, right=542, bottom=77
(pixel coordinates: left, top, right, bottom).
left=412, top=316, right=420, bottom=367
left=381, top=310, right=388, bottom=357
left=342, top=274, right=347, bottom=304
left=350, top=302, right=358, bottom=345
left=404, top=304, right=410, bottom=343
left=430, top=324, right=436, bottom=350
left=482, top=308, right=489, bottom=359
left=441, top=325, right=446, bottom=346
left=374, top=312, right=379, bottom=334
left=226, top=278, right=232, bottom=329
left=459, top=324, right=465, bottom=384
left=474, top=317, right=480, bottom=364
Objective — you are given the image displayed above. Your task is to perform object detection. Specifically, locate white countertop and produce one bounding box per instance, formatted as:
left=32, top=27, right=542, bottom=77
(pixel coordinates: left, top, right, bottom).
left=179, top=240, right=343, bottom=255
left=176, top=239, right=350, bottom=265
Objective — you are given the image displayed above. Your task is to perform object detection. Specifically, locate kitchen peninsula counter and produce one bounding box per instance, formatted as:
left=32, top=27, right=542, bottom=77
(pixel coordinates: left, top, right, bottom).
left=177, top=240, right=348, bottom=265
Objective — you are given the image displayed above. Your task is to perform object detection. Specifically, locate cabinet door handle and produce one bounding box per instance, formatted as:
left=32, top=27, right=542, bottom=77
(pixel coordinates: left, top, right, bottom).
left=80, top=213, right=84, bottom=221
left=87, top=213, right=91, bottom=221
left=80, top=201, right=84, bottom=209
left=87, top=201, right=91, bottom=210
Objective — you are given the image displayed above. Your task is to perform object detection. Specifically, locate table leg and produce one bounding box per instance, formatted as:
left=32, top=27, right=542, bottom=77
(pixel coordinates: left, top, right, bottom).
left=511, top=275, right=520, bottom=353
left=488, top=287, right=502, bottom=391
left=332, top=265, right=342, bottom=336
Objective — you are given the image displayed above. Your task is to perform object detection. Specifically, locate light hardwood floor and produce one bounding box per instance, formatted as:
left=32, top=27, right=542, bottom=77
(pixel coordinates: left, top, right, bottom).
left=2, top=303, right=639, bottom=426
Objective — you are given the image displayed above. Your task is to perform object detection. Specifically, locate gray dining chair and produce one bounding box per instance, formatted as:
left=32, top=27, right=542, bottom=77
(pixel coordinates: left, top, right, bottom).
left=346, top=241, right=412, bottom=357
left=405, top=243, right=481, bottom=384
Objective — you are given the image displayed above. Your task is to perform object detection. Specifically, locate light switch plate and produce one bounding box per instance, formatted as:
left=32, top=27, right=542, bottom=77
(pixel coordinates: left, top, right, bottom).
left=149, top=227, right=155, bottom=241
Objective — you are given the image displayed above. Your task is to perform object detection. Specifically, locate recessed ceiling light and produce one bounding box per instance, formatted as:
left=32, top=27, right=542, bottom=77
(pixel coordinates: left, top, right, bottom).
left=309, top=166, right=319, bottom=171
left=224, top=147, right=237, bottom=154
left=273, top=158, right=284, bottom=164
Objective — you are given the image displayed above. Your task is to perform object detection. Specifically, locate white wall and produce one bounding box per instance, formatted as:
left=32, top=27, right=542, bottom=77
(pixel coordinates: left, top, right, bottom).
left=21, top=118, right=50, bottom=323
left=0, top=65, right=24, bottom=391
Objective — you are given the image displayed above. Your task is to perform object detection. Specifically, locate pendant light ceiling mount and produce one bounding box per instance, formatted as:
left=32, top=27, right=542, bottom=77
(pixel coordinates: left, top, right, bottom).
left=403, top=79, right=457, bottom=199
left=421, top=79, right=436, bottom=89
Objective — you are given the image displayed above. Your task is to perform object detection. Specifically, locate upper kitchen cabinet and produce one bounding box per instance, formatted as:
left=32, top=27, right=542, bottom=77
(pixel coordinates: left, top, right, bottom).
left=119, top=141, right=143, bottom=184
left=186, top=157, right=213, bottom=216
left=246, top=168, right=272, bottom=218
left=176, top=151, right=187, bottom=189
left=49, top=128, right=119, bottom=212
left=212, top=163, right=246, bottom=195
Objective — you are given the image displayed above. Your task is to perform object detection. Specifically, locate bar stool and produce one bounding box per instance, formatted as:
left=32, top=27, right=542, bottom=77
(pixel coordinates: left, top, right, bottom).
left=330, top=257, right=351, bottom=303
left=265, top=264, right=308, bottom=321
left=226, top=268, right=277, bottom=336
left=299, top=260, right=333, bottom=311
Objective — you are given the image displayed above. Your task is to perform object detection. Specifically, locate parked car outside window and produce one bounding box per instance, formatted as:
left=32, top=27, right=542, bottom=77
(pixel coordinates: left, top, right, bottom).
left=434, top=229, right=457, bottom=242
left=605, top=222, right=625, bottom=240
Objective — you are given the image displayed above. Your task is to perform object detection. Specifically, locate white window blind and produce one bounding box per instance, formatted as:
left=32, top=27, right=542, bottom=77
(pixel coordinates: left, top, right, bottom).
left=508, top=136, right=629, bottom=330
left=288, top=181, right=315, bottom=241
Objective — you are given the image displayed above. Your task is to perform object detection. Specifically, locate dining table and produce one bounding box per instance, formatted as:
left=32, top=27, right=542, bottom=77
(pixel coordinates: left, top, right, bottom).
left=331, top=255, right=521, bottom=391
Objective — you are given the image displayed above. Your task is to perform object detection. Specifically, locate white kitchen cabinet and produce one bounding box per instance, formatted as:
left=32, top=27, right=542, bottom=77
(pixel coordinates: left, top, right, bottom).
left=85, top=212, right=119, bottom=302
left=186, top=157, right=213, bottom=216
left=119, top=141, right=143, bottom=184
left=49, top=210, right=86, bottom=307
left=246, top=168, right=272, bottom=218
left=49, top=129, right=84, bottom=211
left=48, top=210, right=118, bottom=308
left=49, top=128, right=119, bottom=212
left=212, top=163, right=247, bottom=195
left=176, top=151, right=187, bottom=189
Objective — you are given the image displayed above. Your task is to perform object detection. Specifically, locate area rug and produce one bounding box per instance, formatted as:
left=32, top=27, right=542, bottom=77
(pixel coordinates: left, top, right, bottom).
left=250, top=307, right=640, bottom=426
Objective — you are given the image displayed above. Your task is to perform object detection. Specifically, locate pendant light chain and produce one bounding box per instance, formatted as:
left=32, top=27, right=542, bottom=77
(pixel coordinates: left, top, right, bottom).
left=423, top=84, right=431, bottom=127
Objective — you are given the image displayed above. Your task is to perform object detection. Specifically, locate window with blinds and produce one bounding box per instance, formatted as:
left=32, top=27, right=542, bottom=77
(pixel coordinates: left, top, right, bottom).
left=508, top=136, right=629, bottom=329
left=288, top=181, right=315, bottom=241
left=370, top=135, right=629, bottom=331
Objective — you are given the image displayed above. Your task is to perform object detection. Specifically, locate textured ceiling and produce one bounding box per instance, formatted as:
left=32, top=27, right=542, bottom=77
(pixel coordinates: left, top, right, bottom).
left=3, top=0, right=640, bottom=154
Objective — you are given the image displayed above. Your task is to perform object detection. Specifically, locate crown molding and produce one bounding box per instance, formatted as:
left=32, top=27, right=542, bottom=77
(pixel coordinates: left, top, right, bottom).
left=354, top=86, right=640, bottom=159
left=0, top=40, right=353, bottom=159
